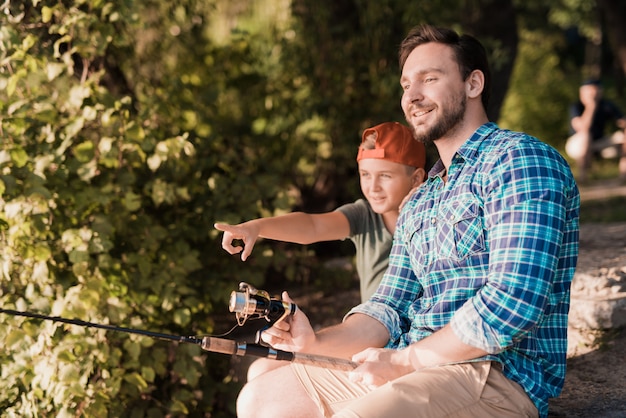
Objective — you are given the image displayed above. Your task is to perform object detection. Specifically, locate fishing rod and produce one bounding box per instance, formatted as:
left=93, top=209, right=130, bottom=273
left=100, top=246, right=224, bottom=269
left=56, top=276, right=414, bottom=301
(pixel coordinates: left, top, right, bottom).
left=0, top=282, right=357, bottom=371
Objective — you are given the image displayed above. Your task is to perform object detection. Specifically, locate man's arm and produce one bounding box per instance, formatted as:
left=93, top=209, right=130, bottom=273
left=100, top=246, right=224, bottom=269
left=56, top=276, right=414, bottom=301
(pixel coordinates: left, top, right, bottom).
left=571, top=104, right=596, bottom=133
left=261, top=292, right=390, bottom=360
left=402, top=324, right=488, bottom=369
left=214, top=211, right=350, bottom=261
left=348, top=324, right=489, bottom=387
left=571, top=85, right=599, bottom=133
left=451, top=140, right=573, bottom=356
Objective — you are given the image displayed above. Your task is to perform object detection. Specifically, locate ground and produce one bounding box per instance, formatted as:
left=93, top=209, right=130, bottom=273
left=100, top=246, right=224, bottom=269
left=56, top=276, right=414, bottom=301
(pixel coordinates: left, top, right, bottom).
left=549, top=326, right=626, bottom=417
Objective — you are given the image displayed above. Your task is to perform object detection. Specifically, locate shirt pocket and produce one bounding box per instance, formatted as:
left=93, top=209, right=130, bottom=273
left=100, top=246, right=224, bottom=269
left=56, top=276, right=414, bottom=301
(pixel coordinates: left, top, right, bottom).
left=438, top=199, right=486, bottom=261
left=404, top=216, right=429, bottom=273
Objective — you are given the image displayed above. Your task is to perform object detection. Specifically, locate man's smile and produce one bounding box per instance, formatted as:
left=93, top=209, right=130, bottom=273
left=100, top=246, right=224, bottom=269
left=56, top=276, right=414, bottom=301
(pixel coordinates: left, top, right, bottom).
left=410, top=106, right=435, bottom=118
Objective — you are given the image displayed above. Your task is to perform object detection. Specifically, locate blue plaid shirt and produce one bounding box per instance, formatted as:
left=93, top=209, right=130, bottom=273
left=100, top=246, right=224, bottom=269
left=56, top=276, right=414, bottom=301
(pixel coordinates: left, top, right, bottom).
left=349, top=123, right=580, bottom=417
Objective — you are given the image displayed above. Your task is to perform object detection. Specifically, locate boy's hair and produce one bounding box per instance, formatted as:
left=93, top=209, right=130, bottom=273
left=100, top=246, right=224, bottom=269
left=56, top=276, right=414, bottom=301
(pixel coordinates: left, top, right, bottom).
left=357, top=122, right=426, bottom=169
left=398, top=24, right=491, bottom=110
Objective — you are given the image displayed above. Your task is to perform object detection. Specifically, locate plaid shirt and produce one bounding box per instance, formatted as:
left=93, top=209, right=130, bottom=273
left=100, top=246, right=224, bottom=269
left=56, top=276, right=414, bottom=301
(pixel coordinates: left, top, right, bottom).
left=349, top=123, right=580, bottom=417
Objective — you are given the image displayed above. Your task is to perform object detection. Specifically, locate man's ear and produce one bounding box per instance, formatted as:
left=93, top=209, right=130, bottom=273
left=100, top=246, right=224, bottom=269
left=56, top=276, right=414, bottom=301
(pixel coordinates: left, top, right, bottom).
left=466, top=69, right=485, bottom=99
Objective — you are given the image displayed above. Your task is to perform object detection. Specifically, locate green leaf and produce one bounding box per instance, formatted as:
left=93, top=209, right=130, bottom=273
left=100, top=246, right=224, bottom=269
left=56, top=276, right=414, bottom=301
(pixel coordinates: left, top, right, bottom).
left=123, top=339, right=141, bottom=360
left=169, top=399, right=189, bottom=414
left=173, top=308, right=190, bottom=327
left=46, top=62, right=65, bottom=81
left=141, top=366, right=155, bottom=383
left=123, top=372, right=148, bottom=391
left=123, top=191, right=142, bottom=212
left=74, top=141, right=95, bottom=163
left=32, top=245, right=52, bottom=262
left=10, top=147, right=28, bottom=168
left=41, top=6, right=53, bottom=23
left=62, top=117, right=85, bottom=144
left=126, top=123, right=145, bottom=141
left=6, top=329, right=27, bottom=347
left=57, top=349, right=78, bottom=363
left=58, top=363, right=80, bottom=383
left=68, top=249, right=90, bottom=264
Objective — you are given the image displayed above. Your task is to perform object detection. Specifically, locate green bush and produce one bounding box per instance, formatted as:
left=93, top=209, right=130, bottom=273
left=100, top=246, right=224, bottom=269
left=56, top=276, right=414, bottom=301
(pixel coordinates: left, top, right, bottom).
left=0, top=1, right=304, bottom=415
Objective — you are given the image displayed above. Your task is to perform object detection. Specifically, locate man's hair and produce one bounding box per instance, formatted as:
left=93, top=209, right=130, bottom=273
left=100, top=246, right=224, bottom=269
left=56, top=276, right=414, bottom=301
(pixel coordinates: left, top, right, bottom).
left=399, top=24, right=491, bottom=110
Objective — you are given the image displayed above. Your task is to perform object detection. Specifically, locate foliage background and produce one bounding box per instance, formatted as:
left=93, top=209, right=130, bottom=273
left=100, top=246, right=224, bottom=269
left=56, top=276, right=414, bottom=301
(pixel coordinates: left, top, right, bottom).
left=1, top=0, right=624, bottom=416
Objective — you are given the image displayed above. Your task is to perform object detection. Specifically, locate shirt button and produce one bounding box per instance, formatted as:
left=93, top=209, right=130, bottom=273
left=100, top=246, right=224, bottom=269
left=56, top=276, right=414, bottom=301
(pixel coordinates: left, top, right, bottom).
left=431, top=218, right=437, bottom=224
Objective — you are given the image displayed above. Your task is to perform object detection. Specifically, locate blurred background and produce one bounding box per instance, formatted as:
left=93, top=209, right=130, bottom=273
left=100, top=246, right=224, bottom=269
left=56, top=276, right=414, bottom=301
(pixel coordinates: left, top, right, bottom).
left=1, top=0, right=625, bottom=416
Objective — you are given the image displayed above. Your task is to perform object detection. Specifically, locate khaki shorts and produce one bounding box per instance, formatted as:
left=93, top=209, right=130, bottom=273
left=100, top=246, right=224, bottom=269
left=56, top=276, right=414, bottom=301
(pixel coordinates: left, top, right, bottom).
left=291, top=361, right=538, bottom=418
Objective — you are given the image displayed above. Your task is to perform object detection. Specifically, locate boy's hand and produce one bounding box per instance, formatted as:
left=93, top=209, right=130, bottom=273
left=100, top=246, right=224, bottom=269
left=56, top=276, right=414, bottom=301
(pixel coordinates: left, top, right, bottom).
left=214, top=222, right=259, bottom=261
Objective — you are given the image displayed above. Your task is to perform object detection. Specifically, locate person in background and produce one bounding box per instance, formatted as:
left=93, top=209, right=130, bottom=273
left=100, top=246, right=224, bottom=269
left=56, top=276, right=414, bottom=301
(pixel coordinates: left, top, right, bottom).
left=565, top=79, right=626, bottom=182
left=215, top=121, right=427, bottom=303
left=235, top=24, right=580, bottom=418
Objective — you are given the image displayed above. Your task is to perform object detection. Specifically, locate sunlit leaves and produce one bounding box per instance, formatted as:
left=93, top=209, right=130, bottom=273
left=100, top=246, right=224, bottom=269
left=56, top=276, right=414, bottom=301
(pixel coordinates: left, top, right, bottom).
left=9, top=147, right=28, bottom=167
left=5, top=329, right=27, bottom=348
left=146, top=133, right=195, bottom=172
left=122, top=191, right=142, bottom=212
left=123, top=372, right=149, bottom=391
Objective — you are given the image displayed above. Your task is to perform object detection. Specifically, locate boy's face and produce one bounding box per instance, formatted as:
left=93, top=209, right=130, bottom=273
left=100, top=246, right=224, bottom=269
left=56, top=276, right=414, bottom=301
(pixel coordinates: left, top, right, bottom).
left=358, top=158, right=419, bottom=214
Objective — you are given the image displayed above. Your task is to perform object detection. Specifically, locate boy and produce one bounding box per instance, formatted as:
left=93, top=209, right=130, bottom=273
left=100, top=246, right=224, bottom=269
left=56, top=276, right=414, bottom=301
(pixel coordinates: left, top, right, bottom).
left=215, top=121, right=426, bottom=302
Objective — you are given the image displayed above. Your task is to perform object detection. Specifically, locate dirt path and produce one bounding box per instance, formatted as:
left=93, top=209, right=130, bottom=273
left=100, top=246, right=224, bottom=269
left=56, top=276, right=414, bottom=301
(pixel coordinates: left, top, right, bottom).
left=578, top=179, right=626, bottom=202
left=549, top=326, right=626, bottom=417
left=548, top=218, right=626, bottom=417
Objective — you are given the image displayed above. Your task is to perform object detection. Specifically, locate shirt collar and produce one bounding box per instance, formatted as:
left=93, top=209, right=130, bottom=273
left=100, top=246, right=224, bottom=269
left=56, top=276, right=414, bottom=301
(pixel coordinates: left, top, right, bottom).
left=427, top=122, right=498, bottom=178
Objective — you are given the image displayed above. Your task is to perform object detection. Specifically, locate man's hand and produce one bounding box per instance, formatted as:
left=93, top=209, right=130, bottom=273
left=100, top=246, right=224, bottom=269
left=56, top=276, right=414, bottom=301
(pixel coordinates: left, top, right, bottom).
left=214, top=222, right=259, bottom=261
left=579, top=84, right=600, bottom=108
left=349, top=347, right=414, bottom=388
left=260, top=291, right=316, bottom=352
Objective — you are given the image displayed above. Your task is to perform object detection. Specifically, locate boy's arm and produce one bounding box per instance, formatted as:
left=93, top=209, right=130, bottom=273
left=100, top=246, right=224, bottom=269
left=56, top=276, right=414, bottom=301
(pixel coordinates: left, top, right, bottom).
left=214, top=211, right=350, bottom=261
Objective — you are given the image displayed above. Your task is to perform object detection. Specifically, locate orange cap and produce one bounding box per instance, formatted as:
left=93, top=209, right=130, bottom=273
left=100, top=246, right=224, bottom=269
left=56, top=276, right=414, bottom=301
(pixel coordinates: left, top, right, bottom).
left=356, top=122, right=426, bottom=168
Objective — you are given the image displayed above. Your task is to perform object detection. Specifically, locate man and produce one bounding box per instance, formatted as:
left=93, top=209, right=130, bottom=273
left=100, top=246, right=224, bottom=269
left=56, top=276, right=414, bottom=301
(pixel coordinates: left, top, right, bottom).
left=215, top=121, right=427, bottom=303
left=236, top=24, right=579, bottom=418
left=565, top=79, right=626, bottom=182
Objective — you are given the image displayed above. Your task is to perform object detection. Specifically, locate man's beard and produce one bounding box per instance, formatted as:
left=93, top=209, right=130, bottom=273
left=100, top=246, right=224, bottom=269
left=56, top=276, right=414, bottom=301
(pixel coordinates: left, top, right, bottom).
left=407, top=93, right=467, bottom=145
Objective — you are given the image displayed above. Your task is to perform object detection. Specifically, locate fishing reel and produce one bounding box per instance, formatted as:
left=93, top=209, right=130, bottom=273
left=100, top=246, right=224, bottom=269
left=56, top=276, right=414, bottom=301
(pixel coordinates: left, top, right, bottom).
left=229, top=282, right=297, bottom=327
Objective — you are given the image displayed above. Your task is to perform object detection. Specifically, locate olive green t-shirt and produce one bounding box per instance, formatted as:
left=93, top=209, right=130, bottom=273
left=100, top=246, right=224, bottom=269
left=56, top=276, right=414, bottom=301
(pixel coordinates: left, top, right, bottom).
left=336, top=199, right=393, bottom=302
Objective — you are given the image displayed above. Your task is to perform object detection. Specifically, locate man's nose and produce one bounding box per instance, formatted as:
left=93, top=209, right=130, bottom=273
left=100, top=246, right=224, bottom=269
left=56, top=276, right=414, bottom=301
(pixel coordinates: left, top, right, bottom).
left=404, top=84, right=423, bottom=104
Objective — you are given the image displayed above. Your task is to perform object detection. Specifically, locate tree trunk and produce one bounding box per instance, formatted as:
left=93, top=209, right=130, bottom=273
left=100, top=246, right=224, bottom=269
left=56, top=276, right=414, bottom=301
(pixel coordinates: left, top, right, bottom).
left=461, top=0, right=519, bottom=122
left=597, top=0, right=626, bottom=94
